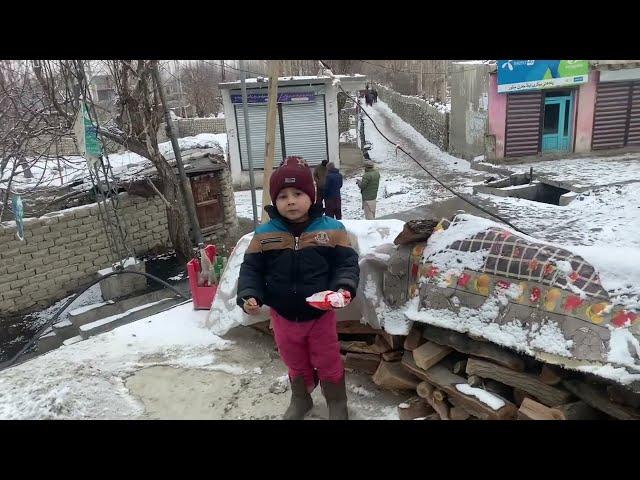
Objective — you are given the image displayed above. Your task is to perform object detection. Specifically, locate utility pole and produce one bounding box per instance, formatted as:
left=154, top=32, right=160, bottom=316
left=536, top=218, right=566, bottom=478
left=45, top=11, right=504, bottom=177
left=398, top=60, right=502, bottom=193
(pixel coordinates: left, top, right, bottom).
left=151, top=62, right=204, bottom=247
left=261, top=60, right=280, bottom=224
left=220, top=60, right=225, bottom=82
left=239, top=59, right=259, bottom=228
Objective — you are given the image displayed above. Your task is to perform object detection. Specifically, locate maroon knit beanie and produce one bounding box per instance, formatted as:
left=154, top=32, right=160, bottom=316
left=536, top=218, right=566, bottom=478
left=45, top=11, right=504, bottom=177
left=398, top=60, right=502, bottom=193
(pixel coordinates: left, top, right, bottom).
left=269, top=156, right=316, bottom=203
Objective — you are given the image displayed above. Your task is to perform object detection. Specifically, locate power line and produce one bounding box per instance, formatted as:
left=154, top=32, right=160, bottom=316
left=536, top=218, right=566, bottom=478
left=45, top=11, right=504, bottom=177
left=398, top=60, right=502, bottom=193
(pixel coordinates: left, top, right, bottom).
left=318, top=60, right=527, bottom=235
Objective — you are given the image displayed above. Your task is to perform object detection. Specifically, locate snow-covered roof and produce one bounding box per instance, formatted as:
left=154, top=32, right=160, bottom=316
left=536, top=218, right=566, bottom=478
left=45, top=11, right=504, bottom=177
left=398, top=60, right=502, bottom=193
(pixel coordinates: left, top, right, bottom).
left=590, top=60, right=640, bottom=70
left=219, top=74, right=367, bottom=90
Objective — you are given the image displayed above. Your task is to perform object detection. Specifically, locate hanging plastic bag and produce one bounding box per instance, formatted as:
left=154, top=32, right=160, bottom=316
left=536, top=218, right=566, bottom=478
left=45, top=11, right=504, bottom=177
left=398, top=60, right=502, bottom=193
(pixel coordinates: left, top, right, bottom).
left=12, top=194, right=25, bottom=241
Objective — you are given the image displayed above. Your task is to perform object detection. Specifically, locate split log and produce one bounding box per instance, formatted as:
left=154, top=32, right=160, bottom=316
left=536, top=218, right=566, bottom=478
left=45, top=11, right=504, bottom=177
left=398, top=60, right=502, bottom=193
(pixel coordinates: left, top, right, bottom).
left=404, top=324, right=425, bottom=351
left=382, top=350, right=403, bottom=362
left=416, top=381, right=434, bottom=399
left=563, top=380, right=640, bottom=420
left=425, top=413, right=442, bottom=420
left=373, top=360, right=421, bottom=391
left=403, top=352, right=517, bottom=420
left=339, top=340, right=378, bottom=355
left=555, top=401, right=603, bottom=420
left=423, top=325, right=525, bottom=372
left=484, top=380, right=514, bottom=401
left=380, top=331, right=405, bottom=350
left=539, top=364, right=564, bottom=386
left=415, top=381, right=449, bottom=420
left=344, top=353, right=380, bottom=375
left=607, top=385, right=640, bottom=409
left=397, top=396, right=435, bottom=420
left=517, top=398, right=565, bottom=420
left=467, top=375, right=483, bottom=388
left=336, top=320, right=380, bottom=335
left=466, top=358, right=573, bottom=407
left=513, top=388, right=528, bottom=407
left=372, top=335, right=393, bottom=354
left=450, top=406, right=471, bottom=421
left=453, top=360, right=468, bottom=376
left=412, top=341, right=452, bottom=371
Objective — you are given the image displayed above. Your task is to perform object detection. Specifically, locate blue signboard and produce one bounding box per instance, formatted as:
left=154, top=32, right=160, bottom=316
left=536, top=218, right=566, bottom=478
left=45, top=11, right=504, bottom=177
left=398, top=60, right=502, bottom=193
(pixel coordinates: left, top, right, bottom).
left=497, top=60, right=589, bottom=93
left=231, top=92, right=315, bottom=104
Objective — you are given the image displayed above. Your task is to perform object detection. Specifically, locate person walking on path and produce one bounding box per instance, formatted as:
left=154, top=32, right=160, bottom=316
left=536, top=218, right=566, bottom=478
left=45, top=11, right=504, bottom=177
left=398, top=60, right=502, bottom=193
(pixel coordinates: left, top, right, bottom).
left=313, top=159, right=329, bottom=210
left=323, top=162, right=343, bottom=220
left=356, top=160, right=380, bottom=219
left=237, top=156, right=359, bottom=420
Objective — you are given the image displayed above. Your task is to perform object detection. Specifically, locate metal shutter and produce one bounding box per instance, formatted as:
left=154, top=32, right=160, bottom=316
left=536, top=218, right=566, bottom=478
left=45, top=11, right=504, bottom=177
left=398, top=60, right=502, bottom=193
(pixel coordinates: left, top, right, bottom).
left=236, top=104, right=284, bottom=170
left=627, top=81, right=640, bottom=146
left=592, top=81, right=632, bottom=150
left=505, top=91, right=542, bottom=158
left=281, top=97, right=328, bottom=166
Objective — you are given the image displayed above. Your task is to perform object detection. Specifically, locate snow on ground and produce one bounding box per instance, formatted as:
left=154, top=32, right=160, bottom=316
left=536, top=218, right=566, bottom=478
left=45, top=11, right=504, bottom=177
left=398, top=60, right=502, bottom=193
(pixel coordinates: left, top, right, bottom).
left=477, top=182, right=640, bottom=248
left=0, top=300, right=404, bottom=420
left=0, top=301, right=235, bottom=419
left=508, top=153, right=640, bottom=188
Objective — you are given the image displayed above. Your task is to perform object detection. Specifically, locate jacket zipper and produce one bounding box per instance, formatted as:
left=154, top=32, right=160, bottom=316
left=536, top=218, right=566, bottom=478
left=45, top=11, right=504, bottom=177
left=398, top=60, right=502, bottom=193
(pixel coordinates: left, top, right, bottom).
left=292, top=235, right=300, bottom=295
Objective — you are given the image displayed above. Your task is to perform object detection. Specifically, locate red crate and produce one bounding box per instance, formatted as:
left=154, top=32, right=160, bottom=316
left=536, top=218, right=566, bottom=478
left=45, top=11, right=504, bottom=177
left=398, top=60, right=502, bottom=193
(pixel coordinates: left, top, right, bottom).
left=187, top=257, right=218, bottom=310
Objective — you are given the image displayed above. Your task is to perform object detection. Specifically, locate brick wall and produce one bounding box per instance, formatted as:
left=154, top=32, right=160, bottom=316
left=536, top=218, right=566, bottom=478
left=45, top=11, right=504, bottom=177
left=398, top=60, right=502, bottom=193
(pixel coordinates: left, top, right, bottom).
left=0, top=194, right=170, bottom=314
left=156, top=118, right=226, bottom=143
left=376, top=84, right=449, bottom=151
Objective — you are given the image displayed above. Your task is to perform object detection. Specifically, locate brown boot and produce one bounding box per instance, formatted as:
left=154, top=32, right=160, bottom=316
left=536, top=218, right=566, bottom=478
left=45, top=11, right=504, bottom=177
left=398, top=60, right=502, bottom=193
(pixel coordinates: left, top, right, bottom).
left=282, top=376, right=313, bottom=420
left=320, top=376, right=349, bottom=420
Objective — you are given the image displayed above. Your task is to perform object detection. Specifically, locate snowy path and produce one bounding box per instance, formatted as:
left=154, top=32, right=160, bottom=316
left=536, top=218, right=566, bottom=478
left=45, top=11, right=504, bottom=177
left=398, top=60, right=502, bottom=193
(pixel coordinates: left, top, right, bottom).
left=0, top=301, right=402, bottom=420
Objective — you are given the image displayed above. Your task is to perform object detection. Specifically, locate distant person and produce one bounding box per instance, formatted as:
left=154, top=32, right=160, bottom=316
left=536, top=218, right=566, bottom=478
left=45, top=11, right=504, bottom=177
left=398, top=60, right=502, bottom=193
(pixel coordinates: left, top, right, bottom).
left=324, top=162, right=343, bottom=220
left=313, top=160, right=329, bottom=210
left=365, top=91, right=373, bottom=107
left=356, top=160, right=380, bottom=220
left=372, top=89, right=378, bottom=104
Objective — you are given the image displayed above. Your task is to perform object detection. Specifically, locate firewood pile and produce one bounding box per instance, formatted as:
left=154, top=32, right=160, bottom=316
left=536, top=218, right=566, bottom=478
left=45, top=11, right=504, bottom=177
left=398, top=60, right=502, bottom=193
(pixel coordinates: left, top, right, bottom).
left=251, top=320, right=640, bottom=420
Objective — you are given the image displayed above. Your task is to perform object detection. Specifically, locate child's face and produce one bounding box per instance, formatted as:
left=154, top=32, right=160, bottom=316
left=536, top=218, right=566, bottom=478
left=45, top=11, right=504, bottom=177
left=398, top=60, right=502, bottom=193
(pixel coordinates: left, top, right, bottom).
left=275, top=187, right=312, bottom=222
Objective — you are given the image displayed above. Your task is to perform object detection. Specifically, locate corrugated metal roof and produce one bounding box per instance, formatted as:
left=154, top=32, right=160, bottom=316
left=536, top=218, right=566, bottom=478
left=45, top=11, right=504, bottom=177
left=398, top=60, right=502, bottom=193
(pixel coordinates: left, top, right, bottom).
left=590, top=60, right=640, bottom=70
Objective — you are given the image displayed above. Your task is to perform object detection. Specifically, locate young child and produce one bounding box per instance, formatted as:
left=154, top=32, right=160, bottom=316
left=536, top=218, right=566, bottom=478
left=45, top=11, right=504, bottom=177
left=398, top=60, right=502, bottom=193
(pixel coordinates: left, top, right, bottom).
left=237, top=156, right=359, bottom=420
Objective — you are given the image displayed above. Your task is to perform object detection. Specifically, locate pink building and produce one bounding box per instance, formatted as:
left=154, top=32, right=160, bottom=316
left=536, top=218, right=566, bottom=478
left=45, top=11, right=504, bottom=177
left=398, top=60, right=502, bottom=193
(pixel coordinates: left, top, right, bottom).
left=486, top=61, right=640, bottom=161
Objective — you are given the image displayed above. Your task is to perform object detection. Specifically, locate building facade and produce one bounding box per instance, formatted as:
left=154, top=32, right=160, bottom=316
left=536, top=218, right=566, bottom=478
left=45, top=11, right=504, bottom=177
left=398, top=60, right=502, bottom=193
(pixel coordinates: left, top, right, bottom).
left=219, top=75, right=367, bottom=188
left=485, top=60, right=640, bottom=161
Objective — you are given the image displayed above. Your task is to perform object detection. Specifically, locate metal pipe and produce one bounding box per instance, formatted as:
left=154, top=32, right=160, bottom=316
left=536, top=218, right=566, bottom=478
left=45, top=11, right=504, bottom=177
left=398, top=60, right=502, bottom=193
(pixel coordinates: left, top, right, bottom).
left=239, top=60, right=259, bottom=228
left=151, top=62, right=204, bottom=246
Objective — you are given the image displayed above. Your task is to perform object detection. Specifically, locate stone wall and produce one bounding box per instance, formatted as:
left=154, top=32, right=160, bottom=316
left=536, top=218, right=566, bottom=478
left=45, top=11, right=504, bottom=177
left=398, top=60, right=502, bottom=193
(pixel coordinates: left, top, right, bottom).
left=156, top=118, right=226, bottom=143
left=449, top=64, right=490, bottom=160
left=375, top=84, right=449, bottom=151
left=0, top=163, right=238, bottom=315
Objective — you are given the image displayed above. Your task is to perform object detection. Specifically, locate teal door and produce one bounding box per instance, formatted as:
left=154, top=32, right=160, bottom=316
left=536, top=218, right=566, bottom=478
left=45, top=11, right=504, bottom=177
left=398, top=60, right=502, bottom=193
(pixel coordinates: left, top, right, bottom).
left=542, top=94, right=573, bottom=152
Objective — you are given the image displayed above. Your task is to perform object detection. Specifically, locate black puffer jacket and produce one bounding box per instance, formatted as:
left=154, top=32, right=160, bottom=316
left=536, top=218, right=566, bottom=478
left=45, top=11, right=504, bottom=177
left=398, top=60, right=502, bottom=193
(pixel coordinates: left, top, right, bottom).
left=236, top=205, right=359, bottom=322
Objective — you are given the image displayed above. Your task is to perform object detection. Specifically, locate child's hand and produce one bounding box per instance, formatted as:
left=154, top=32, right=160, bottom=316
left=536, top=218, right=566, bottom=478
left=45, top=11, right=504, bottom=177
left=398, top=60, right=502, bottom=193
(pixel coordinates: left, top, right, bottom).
left=242, top=297, right=260, bottom=315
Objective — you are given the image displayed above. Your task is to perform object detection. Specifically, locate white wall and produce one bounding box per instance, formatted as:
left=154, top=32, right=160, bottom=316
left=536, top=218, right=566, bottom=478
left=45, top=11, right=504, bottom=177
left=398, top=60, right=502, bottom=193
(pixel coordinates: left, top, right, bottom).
left=224, top=82, right=339, bottom=189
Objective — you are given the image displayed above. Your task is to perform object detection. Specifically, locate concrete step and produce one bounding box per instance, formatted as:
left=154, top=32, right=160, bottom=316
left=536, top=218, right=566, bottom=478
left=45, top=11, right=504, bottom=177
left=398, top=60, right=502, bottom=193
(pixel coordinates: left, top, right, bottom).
left=52, top=319, right=80, bottom=341
left=79, top=295, right=184, bottom=340
left=69, top=289, right=177, bottom=329
left=37, top=328, right=63, bottom=354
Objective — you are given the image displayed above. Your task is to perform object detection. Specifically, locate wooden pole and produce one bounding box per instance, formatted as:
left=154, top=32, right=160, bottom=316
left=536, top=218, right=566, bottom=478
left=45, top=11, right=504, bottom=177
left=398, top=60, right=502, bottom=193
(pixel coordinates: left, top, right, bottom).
left=261, top=60, right=280, bottom=223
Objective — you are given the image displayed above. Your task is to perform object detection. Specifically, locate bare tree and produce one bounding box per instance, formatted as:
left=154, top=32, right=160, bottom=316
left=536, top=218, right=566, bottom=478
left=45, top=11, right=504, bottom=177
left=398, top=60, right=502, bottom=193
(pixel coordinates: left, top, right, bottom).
left=180, top=61, right=221, bottom=117
left=28, top=60, right=193, bottom=261
left=0, top=60, right=81, bottom=221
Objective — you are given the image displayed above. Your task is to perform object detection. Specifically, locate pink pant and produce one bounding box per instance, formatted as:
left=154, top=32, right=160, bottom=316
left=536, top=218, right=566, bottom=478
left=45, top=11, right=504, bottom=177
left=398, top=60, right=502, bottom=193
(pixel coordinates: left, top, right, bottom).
left=270, top=309, right=344, bottom=391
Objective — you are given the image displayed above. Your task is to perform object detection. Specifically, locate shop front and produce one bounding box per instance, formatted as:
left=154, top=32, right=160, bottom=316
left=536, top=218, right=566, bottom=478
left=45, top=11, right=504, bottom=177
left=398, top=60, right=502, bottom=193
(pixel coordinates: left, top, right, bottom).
left=488, top=60, right=591, bottom=160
